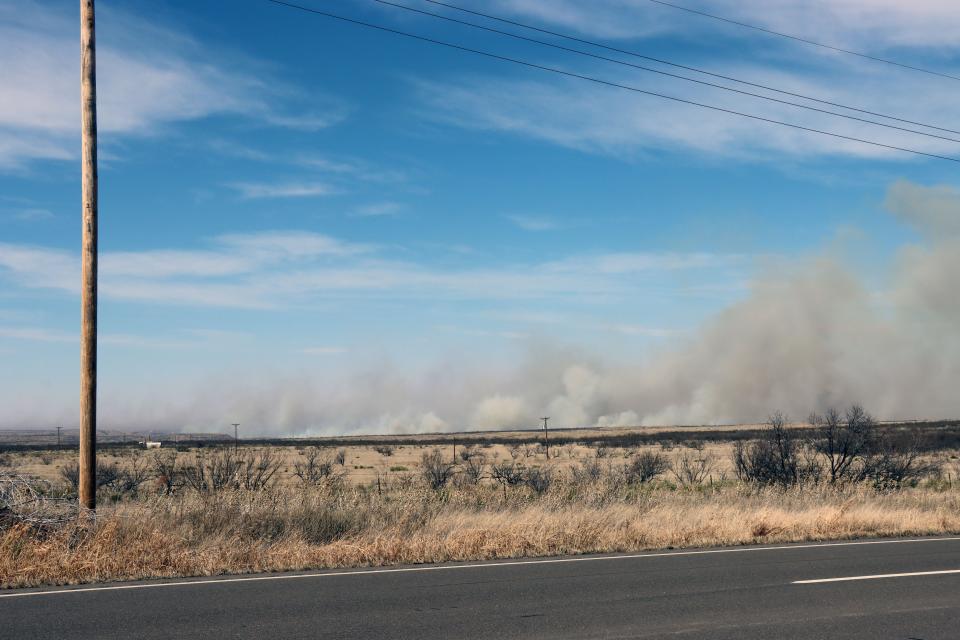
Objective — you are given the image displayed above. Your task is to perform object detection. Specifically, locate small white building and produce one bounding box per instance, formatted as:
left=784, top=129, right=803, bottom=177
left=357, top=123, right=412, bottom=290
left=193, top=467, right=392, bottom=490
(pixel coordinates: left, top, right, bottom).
left=145, top=440, right=162, bottom=449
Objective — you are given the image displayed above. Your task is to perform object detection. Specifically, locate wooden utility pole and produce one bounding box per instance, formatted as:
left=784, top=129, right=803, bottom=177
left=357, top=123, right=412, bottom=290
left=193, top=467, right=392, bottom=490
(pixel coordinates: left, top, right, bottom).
left=541, top=417, right=550, bottom=458
left=79, top=0, right=99, bottom=512
left=233, top=423, right=240, bottom=454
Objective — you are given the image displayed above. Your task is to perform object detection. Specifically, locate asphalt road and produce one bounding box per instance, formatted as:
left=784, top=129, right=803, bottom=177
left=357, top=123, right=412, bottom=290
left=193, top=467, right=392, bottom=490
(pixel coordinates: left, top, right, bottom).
left=4, top=537, right=960, bottom=639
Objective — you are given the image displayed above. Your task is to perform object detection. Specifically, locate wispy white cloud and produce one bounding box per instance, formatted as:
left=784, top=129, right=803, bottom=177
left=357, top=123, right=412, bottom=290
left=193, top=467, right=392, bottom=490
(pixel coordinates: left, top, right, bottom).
left=0, top=231, right=746, bottom=309
left=0, top=1, right=345, bottom=169
left=352, top=202, right=404, bottom=217
left=489, top=0, right=960, bottom=51
left=228, top=182, right=338, bottom=199
left=505, top=214, right=559, bottom=231
left=5, top=208, right=54, bottom=222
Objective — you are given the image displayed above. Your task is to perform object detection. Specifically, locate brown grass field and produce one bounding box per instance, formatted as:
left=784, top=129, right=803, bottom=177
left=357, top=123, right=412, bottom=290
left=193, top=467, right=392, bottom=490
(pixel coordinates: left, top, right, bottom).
left=3, top=421, right=960, bottom=589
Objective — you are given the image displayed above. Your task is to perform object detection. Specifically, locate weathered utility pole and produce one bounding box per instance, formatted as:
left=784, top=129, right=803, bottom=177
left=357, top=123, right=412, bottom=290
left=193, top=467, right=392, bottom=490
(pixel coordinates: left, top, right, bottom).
left=56, top=426, right=63, bottom=450
left=233, top=423, right=240, bottom=454
left=79, top=0, right=99, bottom=512
left=541, top=417, right=550, bottom=458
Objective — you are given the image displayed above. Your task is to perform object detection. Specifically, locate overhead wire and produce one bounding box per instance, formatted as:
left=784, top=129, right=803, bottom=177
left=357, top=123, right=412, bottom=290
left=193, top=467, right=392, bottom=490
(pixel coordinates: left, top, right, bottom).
left=263, top=0, right=960, bottom=163
left=371, top=0, right=960, bottom=145
left=422, top=0, right=960, bottom=136
left=645, top=0, right=960, bottom=82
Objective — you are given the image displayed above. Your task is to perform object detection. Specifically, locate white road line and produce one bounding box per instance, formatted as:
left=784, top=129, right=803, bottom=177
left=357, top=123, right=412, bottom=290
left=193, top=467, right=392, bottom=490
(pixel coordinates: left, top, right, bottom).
left=2, top=536, right=959, bottom=599
left=794, top=569, right=960, bottom=584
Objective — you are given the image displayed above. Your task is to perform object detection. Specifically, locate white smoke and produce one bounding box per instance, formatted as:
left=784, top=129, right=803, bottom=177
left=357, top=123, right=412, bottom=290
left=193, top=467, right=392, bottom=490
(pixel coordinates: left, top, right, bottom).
left=15, top=180, right=960, bottom=434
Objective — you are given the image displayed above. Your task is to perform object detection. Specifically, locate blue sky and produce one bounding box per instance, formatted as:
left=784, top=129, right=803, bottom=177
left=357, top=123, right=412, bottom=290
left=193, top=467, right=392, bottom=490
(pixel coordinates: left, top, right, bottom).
left=2, top=0, right=960, bottom=434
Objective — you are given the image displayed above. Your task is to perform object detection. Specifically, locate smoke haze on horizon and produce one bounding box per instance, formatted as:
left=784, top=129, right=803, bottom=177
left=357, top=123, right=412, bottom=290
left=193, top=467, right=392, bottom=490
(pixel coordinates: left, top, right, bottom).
left=6, top=180, right=958, bottom=437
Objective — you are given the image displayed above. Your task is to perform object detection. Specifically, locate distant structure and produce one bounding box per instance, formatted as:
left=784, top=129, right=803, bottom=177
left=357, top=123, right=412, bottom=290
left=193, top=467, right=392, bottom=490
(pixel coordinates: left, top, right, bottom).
left=144, top=440, right=162, bottom=449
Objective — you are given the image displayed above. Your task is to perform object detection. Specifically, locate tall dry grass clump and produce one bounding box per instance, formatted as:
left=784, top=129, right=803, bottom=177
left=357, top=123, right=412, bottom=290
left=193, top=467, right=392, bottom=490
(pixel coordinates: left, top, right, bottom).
left=4, top=469, right=960, bottom=589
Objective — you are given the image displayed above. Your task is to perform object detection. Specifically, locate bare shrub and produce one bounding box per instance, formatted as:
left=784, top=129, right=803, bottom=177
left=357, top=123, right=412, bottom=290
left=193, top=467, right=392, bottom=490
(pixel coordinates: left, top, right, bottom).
left=571, top=459, right=604, bottom=484
left=334, top=449, right=347, bottom=466
left=235, top=450, right=282, bottom=491
left=294, top=448, right=340, bottom=486
left=152, top=452, right=181, bottom=495
left=373, top=445, right=394, bottom=457
left=811, top=405, right=873, bottom=484
left=857, top=435, right=942, bottom=490
left=458, top=445, right=480, bottom=462
left=180, top=449, right=281, bottom=493
left=734, top=412, right=817, bottom=487
left=625, top=451, right=670, bottom=484
left=672, top=450, right=715, bottom=485
left=460, top=453, right=486, bottom=485
left=491, top=461, right=525, bottom=497
left=59, top=459, right=147, bottom=497
left=421, top=449, right=456, bottom=490
left=594, top=446, right=610, bottom=458
left=524, top=467, right=553, bottom=494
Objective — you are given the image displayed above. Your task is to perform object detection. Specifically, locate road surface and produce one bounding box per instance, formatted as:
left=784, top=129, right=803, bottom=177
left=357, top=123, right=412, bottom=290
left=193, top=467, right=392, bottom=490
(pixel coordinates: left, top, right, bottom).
left=4, top=536, right=960, bottom=639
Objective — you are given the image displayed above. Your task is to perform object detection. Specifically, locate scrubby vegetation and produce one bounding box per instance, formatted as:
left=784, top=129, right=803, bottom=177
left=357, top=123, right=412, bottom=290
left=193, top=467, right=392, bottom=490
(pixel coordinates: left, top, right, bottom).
left=1, top=407, right=957, bottom=588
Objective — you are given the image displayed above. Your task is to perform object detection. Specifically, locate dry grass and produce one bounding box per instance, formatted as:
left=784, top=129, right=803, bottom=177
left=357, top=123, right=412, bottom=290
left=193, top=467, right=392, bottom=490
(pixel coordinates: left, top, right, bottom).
left=4, top=479, right=960, bottom=589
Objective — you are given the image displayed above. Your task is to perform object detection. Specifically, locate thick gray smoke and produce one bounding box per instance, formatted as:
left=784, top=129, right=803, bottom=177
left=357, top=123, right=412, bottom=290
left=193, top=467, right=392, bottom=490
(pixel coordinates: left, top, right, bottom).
left=90, top=180, right=960, bottom=434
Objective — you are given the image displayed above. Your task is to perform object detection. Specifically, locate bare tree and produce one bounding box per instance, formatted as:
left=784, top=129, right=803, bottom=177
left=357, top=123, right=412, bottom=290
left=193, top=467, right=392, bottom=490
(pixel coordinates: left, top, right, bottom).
left=373, top=445, right=394, bottom=457
left=811, top=405, right=873, bottom=484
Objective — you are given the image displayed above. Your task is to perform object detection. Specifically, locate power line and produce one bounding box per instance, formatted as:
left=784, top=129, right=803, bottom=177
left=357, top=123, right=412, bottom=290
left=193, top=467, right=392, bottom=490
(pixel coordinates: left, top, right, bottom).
left=645, top=0, right=960, bottom=83
left=263, top=0, right=960, bottom=163
left=422, top=0, right=960, bottom=136
left=372, top=0, right=960, bottom=145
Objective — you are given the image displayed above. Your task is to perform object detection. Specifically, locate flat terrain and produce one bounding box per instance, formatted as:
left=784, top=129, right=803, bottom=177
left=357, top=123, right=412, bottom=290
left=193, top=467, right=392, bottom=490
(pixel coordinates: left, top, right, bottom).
left=3, top=537, right=959, bottom=639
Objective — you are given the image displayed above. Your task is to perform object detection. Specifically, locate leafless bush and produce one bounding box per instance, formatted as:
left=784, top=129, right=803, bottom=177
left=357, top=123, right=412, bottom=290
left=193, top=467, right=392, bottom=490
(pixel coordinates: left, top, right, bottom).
left=179, top=449, right=281, bottom=493
left=293, top=448, right=341, bottom=486
left=235, top=450, right=282, bottom=491
left=421, top=449, right=456, bottom=490
left=524, top=467, right=553, bottom=494
left=571, top=459, right=604, bottom=484
left=856, top=435, right=942, bottom=490
left=594, top=446, right=611, bottom=458
left=672, top=450, right=715, bottom=485
left=491, top=460, right=525, bottom=491
left=625, top=451, right=671, bottom=484
left=152, top=452, right=181, bottom=495
left=373, top=445, right=394, bottom=457
left=733, top=412, right=817, bottom=487
left=334, top=449, right=347, bottom=466
left=811, top=405, right=873, bottom=484
left=460, top=453, right=486, bottom=485
left=58, top=458, right=148, bottom=498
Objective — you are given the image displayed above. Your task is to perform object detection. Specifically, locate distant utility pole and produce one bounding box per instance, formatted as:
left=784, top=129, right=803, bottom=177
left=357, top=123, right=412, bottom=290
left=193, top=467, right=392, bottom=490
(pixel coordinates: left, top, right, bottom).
left=79, top=0, right=99, bottom=513
left=541, top=417, right=550, bottom=458
left=56, top=426, right=62, bottom=450
left=232, top=423, right=240, bottom=454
